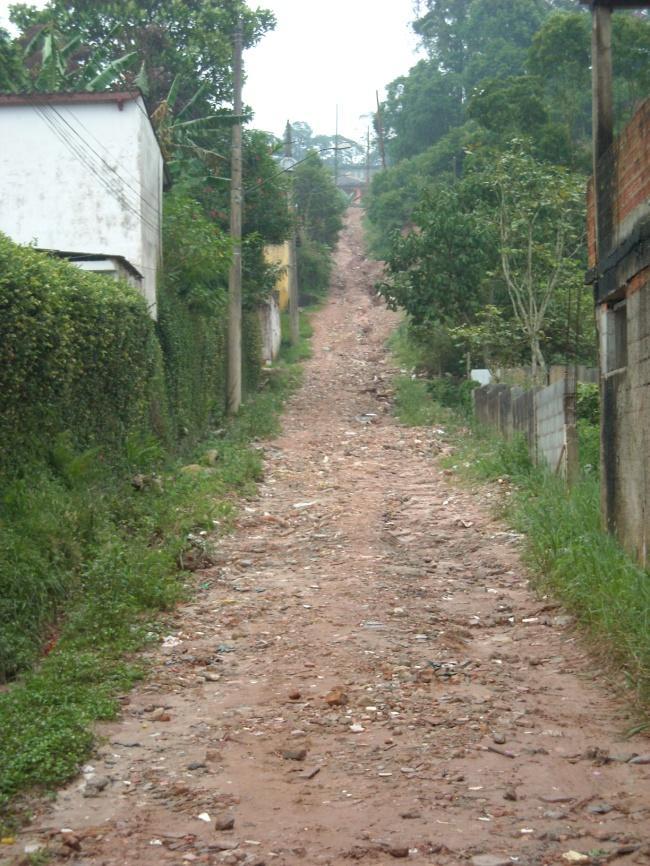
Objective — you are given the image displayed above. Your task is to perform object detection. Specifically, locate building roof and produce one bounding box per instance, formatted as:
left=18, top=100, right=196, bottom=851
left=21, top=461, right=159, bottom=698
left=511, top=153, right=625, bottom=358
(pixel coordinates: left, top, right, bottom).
left=58, top=250, right=144, bottom=280
left=0, top=90, right=142, bottom=108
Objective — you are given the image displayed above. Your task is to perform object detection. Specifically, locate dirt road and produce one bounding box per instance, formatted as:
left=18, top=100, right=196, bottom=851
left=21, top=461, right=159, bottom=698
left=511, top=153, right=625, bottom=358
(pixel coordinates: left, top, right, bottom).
left=12, top=210, right=650, bottom=866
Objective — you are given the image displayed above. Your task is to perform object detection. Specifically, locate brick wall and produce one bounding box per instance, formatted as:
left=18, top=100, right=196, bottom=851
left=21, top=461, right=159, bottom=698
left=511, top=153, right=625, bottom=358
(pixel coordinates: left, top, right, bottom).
left=587, top=97, right=650, bottom=269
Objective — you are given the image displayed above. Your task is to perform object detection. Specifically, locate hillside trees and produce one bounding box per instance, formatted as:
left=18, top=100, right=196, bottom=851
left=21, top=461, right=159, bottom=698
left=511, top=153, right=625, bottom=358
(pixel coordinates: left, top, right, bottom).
left=369, top=0, right=648, bottom=374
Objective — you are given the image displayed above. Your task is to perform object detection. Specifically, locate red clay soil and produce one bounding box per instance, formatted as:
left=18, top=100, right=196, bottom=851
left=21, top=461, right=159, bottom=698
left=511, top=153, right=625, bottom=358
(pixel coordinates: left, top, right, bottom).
left=7, top=208, right=650, bottom=866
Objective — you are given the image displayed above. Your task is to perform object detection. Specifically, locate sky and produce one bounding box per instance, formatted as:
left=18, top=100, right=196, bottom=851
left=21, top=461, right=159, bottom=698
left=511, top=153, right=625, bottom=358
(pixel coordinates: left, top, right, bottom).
left=0, top=0, right=421, bottom=144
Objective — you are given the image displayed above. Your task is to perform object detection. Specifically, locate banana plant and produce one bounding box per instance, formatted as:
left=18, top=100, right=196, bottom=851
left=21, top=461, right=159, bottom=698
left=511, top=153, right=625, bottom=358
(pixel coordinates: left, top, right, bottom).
left=17, top=20, right=137, bottom=92
left=150, top=74, right=245, bottom=169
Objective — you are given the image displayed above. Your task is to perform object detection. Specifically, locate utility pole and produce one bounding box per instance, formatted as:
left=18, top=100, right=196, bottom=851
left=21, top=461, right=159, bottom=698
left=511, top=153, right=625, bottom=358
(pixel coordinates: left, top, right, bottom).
left=590, top=3, right=614, bottom=260
left=285, top=121, right=300, bottom=346
left=365, top=126, right=370, bottom=191
left=227, top=18, right=243, bottom=414
left=334, top=104, right=339, bottom=188
left=375, top=90, right=387, bottom=170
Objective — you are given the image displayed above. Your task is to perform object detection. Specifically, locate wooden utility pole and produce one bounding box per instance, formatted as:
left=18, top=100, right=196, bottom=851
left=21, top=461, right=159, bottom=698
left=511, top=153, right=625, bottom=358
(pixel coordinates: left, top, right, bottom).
left=285, top=121, right=300, bottom=346
left=375, top=90, right=387, bottom=170
left=591, top=3, right=614, bottom=260
left=227, top=19, right=243, bottom=414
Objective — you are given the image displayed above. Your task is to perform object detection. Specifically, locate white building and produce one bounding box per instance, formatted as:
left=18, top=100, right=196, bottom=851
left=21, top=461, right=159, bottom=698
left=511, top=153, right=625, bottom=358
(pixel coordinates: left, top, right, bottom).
left=0, top=91, right=164, bottom=317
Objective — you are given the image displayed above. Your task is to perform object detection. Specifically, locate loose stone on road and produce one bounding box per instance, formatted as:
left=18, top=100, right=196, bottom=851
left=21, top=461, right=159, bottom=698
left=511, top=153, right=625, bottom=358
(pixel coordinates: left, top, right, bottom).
left=13, top=209, right=650, bottom=866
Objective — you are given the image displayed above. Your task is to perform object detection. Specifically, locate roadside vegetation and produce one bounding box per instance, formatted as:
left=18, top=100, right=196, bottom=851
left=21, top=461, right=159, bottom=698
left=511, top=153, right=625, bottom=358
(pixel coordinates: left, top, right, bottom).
left=0, top=0, right=346, bottom=830
left=367, top=0, right=650, bottom=379
left=0, top=297, right=315, bottom=833
left=390, top=325, right=650, bottom=713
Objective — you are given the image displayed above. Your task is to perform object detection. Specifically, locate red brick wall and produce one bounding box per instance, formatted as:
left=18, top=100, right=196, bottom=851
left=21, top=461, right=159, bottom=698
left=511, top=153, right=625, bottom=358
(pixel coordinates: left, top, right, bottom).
left=587, top=97, right=650, bottom=267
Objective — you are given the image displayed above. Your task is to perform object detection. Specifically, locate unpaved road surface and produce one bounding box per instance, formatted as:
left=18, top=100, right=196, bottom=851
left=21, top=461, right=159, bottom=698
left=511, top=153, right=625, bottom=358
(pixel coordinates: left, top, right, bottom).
left=10, top=209, right=650, bottom=866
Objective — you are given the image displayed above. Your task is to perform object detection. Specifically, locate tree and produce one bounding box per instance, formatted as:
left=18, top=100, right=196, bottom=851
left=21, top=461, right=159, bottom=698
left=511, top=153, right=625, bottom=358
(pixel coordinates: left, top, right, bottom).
left=377, top=181, right=495, bottom=329
left=9, top=0, right=275, bottom=105
left=292, top=153, right=346, bottom=249
left=382, top=60, right=464, bottom=160
left=6, top=19, right=138, bottom=91
left=0, top=27, right=28, bottom=90
left=463, top=0, right=547, bottom=92
left=485, top=144, right=585, bottom=377
left=413, top=0, right=472, bottom=75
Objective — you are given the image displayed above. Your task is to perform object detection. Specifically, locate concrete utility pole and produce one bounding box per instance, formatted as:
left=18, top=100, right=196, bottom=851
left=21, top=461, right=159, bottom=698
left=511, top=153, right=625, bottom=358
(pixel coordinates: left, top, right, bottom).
left=285, top=121, right=300, bottom=346
left=375, top=90, right=387, bottom=170
left=365, top=126, right=371, bottom=190
left=334, top=104, right=339, bottom=188
left=227, top=19, right=243, bottom=414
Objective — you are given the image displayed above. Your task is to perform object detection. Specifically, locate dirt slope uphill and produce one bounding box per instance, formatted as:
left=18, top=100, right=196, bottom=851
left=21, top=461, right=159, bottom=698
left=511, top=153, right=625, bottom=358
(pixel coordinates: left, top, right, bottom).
left=8, top=207, right=650, bottom=866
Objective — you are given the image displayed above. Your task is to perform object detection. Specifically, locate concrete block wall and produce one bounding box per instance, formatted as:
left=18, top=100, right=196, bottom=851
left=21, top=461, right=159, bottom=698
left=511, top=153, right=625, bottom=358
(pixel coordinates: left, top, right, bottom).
left=587, top=96, right=650, bottom=565
left=601, top=280, right=650, bottom=564
left=535, top=379, right=569, bottom=474
left=473, top=377, right=575, bottom=478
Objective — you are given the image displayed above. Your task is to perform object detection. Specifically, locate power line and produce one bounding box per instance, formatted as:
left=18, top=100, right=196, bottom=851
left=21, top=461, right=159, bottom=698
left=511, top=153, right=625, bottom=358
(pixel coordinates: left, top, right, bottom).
left=244, top=145, right=352, bottom=194
left=64, top=104, right=161, bottom=215
left=30, top=99, right=161, bottom=235
left=26, top=94, right=161, bottom=220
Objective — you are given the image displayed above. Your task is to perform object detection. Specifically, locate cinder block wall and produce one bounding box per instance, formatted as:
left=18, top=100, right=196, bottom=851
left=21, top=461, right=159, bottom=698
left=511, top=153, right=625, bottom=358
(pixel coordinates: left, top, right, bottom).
left=601, top=279, right=650, bottom=563
left=472, top=379, right=571, bottom=477
left=534, top=379, right=569, bottom=473
left=587, top=97, right=650, bottom=565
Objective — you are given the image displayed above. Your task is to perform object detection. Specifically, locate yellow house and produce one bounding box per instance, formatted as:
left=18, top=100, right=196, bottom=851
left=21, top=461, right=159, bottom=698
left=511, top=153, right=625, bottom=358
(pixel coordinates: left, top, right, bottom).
left=264, top=242, right=290, bottom=311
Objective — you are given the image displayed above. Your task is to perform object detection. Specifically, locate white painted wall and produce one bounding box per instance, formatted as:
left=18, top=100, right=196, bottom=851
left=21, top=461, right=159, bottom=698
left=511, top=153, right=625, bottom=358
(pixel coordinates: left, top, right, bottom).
left=0, top=96, right=163, bottom=316
left=258, top=296, right=282, bottom=362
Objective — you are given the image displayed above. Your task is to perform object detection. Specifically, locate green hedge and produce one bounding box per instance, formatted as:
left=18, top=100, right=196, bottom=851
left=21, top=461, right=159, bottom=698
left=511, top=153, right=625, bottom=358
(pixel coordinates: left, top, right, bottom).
left=0, top=198, right=265, bottom=466
left=0, top=208, right=265, bottom=681
left=0, top=234, right=159, bottom=466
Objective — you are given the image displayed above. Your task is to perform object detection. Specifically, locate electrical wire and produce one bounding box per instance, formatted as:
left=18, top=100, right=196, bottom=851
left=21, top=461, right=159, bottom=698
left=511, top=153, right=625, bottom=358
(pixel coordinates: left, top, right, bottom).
left=28, top=93, right=161, bottom=221
left=244, top=145, right=352, bottom=194
left=29, top=97, right=161, bottom=235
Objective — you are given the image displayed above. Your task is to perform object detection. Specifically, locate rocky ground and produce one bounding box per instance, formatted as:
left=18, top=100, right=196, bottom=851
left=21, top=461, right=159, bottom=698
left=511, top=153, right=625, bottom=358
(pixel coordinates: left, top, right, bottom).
left=7, top=208, right=650, bottom=866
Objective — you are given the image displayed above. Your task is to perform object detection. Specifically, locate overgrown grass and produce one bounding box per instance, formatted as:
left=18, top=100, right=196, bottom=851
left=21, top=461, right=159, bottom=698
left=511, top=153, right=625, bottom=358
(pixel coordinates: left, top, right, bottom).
left=0, top=329, right=308, bottom=831
left=390, top=356, right=650, bottom=710
left=279, top=308, right=315, bottom=365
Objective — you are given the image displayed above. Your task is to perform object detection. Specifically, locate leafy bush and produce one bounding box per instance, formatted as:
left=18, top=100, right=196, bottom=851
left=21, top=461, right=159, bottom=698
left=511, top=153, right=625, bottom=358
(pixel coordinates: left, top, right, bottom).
left=297, top=236, right=332, bottom=305
left=0, top=233, right=158, bottom=465
left=157, top=194, right=262, bottom=444
left=427, top=377, right=479, bottom=416
left=577, top=382, right=599, bottom=425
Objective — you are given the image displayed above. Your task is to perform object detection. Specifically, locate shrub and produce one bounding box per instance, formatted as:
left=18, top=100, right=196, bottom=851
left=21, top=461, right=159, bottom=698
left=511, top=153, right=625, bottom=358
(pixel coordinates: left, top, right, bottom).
left=297, top=236, right=333, bottom=305
left=0, top=233, right=158, bottom=466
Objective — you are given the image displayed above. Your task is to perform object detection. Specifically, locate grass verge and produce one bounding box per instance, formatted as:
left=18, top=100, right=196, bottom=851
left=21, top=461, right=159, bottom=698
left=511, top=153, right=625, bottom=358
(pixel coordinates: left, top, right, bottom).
left=391, top=344, right=650, bottom=712
left=0, top=319, right=309, bottom=833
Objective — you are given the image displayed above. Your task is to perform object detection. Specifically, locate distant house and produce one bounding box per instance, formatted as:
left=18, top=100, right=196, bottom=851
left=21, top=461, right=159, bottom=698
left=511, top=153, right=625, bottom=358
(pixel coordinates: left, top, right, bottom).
left=0, top=91, right=164, bottom=317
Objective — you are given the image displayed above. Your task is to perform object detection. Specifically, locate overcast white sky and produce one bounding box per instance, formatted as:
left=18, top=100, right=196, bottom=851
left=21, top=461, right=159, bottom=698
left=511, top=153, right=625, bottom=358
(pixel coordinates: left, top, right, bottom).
left=0, top=0, right=420, bottom=143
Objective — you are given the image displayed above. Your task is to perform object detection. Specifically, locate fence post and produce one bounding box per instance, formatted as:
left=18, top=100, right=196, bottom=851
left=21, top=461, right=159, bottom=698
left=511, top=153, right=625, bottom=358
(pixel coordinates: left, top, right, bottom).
left=565, top=370, right=579, bottom=486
